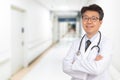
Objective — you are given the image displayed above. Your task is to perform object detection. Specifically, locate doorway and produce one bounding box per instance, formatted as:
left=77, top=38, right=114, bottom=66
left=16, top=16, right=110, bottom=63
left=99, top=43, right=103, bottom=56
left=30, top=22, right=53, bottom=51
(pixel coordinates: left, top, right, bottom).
left=11, top=5, right=25, bottom=74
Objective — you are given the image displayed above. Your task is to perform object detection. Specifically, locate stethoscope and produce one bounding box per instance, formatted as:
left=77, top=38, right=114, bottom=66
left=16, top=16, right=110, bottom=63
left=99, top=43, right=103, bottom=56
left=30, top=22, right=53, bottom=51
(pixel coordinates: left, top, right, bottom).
left=76, top=31, right=101, bottom=56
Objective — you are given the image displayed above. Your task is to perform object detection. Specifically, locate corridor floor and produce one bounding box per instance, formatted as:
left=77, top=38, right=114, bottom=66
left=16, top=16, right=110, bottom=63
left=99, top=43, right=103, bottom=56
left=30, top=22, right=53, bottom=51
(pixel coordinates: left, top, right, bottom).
left=22, top=37, right=77, bottom=80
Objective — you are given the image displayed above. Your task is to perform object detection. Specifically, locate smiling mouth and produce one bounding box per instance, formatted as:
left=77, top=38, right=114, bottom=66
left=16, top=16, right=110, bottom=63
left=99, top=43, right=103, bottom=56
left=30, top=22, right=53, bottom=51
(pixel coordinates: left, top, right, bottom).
left=86, top=26, right=94, bottom=28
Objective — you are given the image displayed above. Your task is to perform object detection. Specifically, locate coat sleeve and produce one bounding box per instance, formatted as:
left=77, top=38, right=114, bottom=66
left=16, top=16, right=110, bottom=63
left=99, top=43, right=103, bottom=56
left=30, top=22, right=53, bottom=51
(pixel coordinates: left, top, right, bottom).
left=63, top=40, right=87, bottom=79
left=72, top=38, right=112, bottom=76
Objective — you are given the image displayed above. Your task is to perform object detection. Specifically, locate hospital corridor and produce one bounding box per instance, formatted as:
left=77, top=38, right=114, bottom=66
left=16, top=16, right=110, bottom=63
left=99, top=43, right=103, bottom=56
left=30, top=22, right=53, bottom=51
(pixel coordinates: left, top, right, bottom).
left=0, top=0, right=120, bottom=80
left=11, top=36, right=75, bottom=80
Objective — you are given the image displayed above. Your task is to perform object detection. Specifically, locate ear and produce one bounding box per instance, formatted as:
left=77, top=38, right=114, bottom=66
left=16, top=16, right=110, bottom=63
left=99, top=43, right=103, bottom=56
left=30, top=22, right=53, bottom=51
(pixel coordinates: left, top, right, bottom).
left=99, top=20, right=103, bottom=25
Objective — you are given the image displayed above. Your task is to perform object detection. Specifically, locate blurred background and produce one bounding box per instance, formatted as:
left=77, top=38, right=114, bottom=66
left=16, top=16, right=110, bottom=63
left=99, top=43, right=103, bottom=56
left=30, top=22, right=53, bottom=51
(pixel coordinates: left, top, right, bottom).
left=0, top=0, right=120, bottom=80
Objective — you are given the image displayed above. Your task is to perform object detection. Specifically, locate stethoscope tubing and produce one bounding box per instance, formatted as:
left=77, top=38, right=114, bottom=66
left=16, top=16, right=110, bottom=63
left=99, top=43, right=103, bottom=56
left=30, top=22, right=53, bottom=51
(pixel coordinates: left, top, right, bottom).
left=78, top=31, right=101, bottom=53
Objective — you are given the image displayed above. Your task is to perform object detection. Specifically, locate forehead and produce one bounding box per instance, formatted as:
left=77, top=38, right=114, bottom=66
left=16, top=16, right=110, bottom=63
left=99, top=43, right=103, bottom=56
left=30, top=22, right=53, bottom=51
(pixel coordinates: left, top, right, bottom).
left=83, top=10, right=99, bottom=17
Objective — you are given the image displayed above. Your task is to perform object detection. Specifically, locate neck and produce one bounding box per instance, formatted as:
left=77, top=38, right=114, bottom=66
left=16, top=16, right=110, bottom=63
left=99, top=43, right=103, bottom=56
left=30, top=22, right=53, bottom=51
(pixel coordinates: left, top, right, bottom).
left=86, top=31, right=98, bottom=39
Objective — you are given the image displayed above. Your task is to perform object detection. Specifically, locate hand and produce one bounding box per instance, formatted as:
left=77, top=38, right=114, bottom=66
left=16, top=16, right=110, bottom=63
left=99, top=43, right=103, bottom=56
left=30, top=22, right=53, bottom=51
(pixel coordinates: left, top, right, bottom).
left=95, top=55, right=103, bottom=61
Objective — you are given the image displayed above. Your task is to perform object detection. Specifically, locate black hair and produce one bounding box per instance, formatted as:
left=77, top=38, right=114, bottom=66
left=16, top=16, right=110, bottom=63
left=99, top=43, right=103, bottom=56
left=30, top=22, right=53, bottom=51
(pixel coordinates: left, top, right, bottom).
left=81, top=4, right=104, bottom=20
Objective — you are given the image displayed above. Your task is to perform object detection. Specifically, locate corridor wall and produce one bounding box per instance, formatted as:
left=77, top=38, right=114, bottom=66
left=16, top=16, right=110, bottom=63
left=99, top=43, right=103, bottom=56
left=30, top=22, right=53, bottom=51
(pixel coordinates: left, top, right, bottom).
left=11, top=0, right=53, bottom=68
left=0, top=0, right=11, bottom=80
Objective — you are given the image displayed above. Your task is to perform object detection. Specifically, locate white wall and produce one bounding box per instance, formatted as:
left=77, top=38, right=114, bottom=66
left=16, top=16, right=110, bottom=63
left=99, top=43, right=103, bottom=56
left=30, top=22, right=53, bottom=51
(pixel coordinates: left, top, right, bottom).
left=11, top=0, right=53, bottom=67
left=0, top=0, right=53, bottom=78
left=87, top=0, right=120, bottom=72
left=0, top=1, right=54, bottom=79
left=51, top=14, right=59, bottom=43
left=0, top=0, right=11, bottom=80
left=59, top=22, right=68, bottom=39
left=0, top=0, right=11, bottom=57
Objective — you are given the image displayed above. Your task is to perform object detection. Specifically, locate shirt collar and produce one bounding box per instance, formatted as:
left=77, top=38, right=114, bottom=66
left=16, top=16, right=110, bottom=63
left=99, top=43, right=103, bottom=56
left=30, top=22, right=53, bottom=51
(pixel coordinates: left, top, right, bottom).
left=85, top=32, right=99, bottom=42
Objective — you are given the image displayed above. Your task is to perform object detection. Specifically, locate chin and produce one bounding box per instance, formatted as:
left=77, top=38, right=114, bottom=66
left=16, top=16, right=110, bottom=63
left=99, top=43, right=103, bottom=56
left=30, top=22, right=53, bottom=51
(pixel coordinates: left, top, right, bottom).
left=86, top=31, right=93, bottom=34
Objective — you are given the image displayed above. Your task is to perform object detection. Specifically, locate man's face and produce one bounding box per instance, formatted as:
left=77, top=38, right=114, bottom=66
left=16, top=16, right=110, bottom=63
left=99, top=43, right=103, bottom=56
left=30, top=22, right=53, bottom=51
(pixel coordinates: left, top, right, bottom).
left=82, top=10, right=102, bottom=35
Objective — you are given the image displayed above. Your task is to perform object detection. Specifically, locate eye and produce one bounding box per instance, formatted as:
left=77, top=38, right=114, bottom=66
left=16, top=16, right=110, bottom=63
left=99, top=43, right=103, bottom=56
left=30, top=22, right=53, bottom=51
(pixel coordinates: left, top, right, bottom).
left=92, top=17, right=97, bottom=20
left=91, top=17, right=99, bottom=21
left=83, top=17, right=88, bottom=20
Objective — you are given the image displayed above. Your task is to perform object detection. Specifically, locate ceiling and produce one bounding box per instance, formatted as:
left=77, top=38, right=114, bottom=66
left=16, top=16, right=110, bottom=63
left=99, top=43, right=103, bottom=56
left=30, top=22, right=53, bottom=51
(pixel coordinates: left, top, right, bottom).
left=35, top=0, right=90, bottom=17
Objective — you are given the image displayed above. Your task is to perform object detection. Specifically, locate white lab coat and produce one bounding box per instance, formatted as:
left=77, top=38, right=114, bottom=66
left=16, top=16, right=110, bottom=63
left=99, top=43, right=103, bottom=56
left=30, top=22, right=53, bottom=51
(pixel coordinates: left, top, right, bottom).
left=63, top=33, right=112, bottom=80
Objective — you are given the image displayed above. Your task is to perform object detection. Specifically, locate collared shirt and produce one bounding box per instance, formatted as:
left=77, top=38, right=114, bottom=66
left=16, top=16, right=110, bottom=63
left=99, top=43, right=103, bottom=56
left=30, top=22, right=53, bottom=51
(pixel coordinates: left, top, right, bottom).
left=85, top=31, right=99, bottom=43
left=84, top=32, right=99, bottom=51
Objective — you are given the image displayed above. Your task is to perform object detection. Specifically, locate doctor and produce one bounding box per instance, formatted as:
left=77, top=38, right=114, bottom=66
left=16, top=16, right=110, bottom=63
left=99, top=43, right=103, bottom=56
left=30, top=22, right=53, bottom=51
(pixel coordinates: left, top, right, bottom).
left=63, top=4, right=112, bottom=80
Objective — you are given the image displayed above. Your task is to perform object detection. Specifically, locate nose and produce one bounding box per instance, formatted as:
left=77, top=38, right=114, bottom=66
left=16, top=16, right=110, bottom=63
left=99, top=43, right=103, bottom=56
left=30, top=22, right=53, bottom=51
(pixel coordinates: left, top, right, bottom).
left=87, top=18, right=92, bottom=23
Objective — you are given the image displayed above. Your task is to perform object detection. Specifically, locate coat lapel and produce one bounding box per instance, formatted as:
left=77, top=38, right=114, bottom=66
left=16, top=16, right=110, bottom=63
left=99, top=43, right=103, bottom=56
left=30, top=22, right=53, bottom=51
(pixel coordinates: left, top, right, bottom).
left=80, top=36, right=86, bottom=56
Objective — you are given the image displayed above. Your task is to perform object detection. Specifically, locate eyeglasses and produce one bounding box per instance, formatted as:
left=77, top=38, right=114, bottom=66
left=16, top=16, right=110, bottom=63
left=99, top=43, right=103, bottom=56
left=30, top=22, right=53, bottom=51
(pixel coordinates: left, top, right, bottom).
left=82, top=16, right=99, bottom=22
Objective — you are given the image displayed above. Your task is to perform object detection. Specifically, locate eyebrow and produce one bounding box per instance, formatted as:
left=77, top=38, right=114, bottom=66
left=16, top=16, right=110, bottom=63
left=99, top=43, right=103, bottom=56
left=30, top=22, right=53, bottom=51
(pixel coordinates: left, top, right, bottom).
left=83, top=15, right=99, bottom=18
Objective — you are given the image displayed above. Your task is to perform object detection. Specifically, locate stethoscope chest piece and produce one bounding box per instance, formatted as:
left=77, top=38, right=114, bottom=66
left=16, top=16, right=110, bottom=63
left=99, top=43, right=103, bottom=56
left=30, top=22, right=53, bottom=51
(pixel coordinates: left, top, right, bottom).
left=76, top=50, right=81, bottom=56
